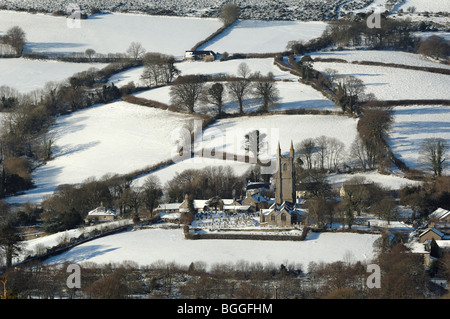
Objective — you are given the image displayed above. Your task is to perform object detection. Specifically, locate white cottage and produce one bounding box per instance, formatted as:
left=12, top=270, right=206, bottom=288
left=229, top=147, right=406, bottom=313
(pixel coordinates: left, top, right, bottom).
left=86, top=206, right=116, bottom=223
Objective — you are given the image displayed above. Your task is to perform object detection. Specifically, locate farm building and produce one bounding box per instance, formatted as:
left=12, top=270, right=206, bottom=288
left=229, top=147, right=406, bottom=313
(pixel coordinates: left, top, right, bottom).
left=184, top=50, right=216, bottom=61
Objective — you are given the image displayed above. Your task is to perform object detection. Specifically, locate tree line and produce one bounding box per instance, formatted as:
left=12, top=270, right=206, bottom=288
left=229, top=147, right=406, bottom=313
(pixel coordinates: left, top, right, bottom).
left=0, top=241, right=446, bottom=299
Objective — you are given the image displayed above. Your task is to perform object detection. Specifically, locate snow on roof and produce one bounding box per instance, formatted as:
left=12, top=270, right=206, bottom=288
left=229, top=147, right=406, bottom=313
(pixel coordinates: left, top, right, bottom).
left=419, top=227, right=445, bottom=238
left=224, top=205, right=251, bottom=211
left=429, top=208, right=450, bottom=220
left=157, top=203, right=181, bottom=210
left=158, top=212, right=181, bottom=220
left=251, top=193, right=268, bottom=203
left=262, top=201, right=306, bottom=216
left=88, top=207, right=116, bottom=216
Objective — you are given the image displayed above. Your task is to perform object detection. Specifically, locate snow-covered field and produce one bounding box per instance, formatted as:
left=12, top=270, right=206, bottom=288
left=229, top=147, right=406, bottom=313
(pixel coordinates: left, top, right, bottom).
left=130, top=58, right=337, bottom=113
left=397, top=0, right=450, bottom=13
left=0, top=58, right=107, bottom=93
left=309, top=50, right=450, bottom=70
left=0, top=11, right=222, bottom=58
left=327, top=170, right=423, bottom=191
left=390, top=105, right=450, bottom=174
left=43, top=228, right=381, bottom=270
left=5, top=101, right=197, bottom=205
left=313, top=61, right=450, bottom=100
left=197, top=113, right=359, bottom=159
left=200, top=20, right=327, bottom=54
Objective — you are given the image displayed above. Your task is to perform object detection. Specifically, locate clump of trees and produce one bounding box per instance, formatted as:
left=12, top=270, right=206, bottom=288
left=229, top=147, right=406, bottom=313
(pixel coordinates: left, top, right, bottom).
left=140, top=52, right=179, bottom=87
left=400, top=176, right=450, bottom=217
left=295, top=135, right=346, bottom=172
left=1, top=26, right=26, bottom=57
left=350, top=107, right=393, bottom=172
left=417, top=35, right=449, bottom=60
left=219, top=3, right=240, bottom=26
left=41, top=174, right=164, bottom=233
left=165, top=166, right=246, bottom=202
left=419, top=137, right=448, bottom=177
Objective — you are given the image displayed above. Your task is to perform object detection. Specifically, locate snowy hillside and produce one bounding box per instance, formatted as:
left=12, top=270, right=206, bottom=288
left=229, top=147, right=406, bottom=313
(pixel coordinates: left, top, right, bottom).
left=312, top=61, right=450, bottom=101
left=0, top=11, right=222, bottom=58
left=5, top=101, right=198, bottom=205
left=390, top=105, right=450, bottom=174
left=200, top=20, right=327, bottom=54
left=197, top=114, right=358, bottom=159
left=309, top=50, right=450, bottom=70
left=0, top=58, right=107, bottom=93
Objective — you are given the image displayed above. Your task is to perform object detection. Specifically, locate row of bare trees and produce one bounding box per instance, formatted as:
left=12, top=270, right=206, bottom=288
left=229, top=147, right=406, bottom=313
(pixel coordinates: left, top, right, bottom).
left=168, top=63, right=279, bottom=115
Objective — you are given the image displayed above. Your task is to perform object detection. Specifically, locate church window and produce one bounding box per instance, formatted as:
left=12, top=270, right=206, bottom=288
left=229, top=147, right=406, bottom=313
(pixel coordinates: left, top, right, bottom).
left=281, top=213, right=286, bottom=221
left=283, top=163, right=287, bottom=171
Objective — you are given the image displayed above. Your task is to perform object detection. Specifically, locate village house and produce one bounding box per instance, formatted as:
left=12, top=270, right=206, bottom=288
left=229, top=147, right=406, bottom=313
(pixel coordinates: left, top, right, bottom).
left=419, top=227, right=447, bottom=243
left=156, top=195, right=246, bottom=215
left=85, top=205, right=116, bottom=223
left=428, top=208, right=450, bottom=234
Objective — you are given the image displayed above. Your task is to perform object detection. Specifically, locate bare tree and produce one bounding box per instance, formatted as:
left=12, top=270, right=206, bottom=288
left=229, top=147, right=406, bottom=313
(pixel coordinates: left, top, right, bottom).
left=207, top=82, right=225, bottom=115
left=252, top=72, right=279, bottom=113
left=314, top=136, right=329, bottom=170
left=419, top=138, right=448, bottom=176
left=85, top=48, right=96, bottom=63
left=350, top=136, right=368, bottom=171
left=297, top=138, right=316, bottom=170
left=126, top=42, right=146, bottom=61
left=327, top=137, right=346, bottom=171
left=5, top=26, right=26, bottom=56
left=169, top=75, right=205, bottom=113
left=227, top=77, right=252, bottom=115
left=237, top=62, right=251, bottom=79
left=141, top=175, right=163, bottom=218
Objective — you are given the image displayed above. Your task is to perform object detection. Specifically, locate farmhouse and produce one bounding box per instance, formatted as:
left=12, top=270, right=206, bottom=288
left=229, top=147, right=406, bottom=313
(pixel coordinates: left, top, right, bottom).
left=184, top=50, right=216, bottom=61
left=85, top=205, right=116, bottom=223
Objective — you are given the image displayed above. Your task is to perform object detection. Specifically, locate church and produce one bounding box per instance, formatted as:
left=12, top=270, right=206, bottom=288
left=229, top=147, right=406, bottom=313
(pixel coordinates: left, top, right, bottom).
left=260, top=141, right=306, bottom=227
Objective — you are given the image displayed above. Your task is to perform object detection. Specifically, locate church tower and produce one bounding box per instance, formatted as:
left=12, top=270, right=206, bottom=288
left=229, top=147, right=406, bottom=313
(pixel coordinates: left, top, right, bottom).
left=275, top=141, right=296, bottom=204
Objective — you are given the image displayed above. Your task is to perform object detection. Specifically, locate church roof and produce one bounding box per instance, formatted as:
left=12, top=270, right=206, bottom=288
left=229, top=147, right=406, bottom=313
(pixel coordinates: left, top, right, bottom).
left=262, top=201, right=306, bottom=216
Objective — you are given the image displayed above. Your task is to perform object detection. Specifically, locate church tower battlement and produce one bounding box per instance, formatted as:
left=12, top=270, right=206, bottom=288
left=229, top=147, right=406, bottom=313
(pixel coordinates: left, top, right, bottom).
left=275, top=141, right=296, bottom=204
